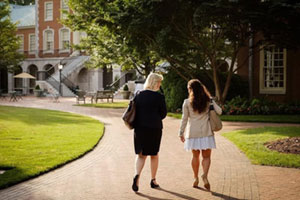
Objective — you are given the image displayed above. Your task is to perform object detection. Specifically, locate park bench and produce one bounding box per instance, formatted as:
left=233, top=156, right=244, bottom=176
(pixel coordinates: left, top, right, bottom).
left=76, top=90, right=86, bottom=104
left=93, top=90, right=114, bottom=103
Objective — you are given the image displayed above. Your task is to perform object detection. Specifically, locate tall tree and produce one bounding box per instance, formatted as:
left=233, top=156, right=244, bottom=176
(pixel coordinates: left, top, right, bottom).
left=0, top=0, right=24, bottom=71
left=63, top=0, right=161, bottom=77
left=108, top=0, right=253, bottom=103
left=65, top=0, right=300, bottom=103
left=107, top=0, right=300, bottom=103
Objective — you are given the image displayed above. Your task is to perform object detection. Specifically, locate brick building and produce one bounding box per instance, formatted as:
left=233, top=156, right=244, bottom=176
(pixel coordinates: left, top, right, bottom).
left=237, top=35, right=300, bottom=103
left=0, top=0, right=129, bottom=96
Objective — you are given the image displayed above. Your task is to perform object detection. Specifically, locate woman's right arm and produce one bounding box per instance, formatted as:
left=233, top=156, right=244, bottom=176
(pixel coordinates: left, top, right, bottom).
left=179, top=100, right=189, bottom=137
left=212, top=100, right=222, bottom=115
left=159, top=94, right=167, bottom=119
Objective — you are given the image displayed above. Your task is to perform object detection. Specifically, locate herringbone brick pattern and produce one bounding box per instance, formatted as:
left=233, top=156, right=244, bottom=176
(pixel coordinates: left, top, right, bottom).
left=0, top=97, right=299, bottom=200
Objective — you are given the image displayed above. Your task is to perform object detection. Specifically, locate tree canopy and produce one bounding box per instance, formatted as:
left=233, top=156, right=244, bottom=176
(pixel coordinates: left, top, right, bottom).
left=0, top=0, right=24, bottom=72
left=9, top=0, right=34, bottom=5
left=65, top=0, right=300, bottom=103
left=63, top=0, right=161, bottom=76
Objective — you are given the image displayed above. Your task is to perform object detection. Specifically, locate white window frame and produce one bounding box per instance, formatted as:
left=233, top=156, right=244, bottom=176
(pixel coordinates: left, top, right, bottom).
left=60, top=0, right=69, bottom=19
left=59, top=28, right=71, bottom=53
left=43, top=28, right=54, bottom=54
left=17, top=34, right=24, bottom=52
left=259, top=45, right=287, bottom=94
left=28, top=34, right=36, bottom=54
left=44, top=1, right=53, bottom=21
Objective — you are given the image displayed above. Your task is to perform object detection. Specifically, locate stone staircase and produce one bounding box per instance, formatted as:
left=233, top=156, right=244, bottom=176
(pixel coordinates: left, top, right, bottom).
left=45, top=56, right=89, bottom=97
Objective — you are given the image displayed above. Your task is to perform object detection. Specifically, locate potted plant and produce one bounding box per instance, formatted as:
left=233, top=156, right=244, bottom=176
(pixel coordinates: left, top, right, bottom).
left=34, top=85, right=43, bottom=97
left=122, top=84, right=131, bottom=99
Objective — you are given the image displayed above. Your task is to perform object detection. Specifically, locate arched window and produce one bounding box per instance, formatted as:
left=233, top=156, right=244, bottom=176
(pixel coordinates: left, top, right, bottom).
left=59, top=28, right=70, bottom=51
left=28, top=65, right=38, bottom=93
left=44, top=29, right=54, bottom=52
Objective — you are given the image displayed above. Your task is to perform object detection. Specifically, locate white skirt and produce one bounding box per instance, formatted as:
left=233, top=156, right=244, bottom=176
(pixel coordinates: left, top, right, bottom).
left=184, top=135, right=216, bottom=151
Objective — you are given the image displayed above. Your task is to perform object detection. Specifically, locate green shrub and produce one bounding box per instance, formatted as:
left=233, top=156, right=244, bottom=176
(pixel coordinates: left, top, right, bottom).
left=162, top=69, right=248, bottom=112
left=220, top=73, right=249, bottom=100
left=162, top=70, right=188, bottom=112
left=223, top=96, right=300, bottom=115
left=123, top=84, right=129, bottom=91
left=35, top=85, right=40, bottom=90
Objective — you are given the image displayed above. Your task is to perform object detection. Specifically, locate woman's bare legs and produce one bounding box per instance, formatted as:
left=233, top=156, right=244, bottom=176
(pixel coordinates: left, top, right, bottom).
left=135, top=153, right=147, bottom=186
left=201, top=149, right=211, bottom=177
left=150, top=154, right=159, bottom=184
left=192, top=150, right=201, bottom=178
left=191, top=150, right=200, bottom=187
left=201, top=149, right=212, bottom=190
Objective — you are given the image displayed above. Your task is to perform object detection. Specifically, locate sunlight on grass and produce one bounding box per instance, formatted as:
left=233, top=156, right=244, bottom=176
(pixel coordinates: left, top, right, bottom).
left=0, top=106, right=104, bottom=189
left=223, top=127, right=300, bottom=168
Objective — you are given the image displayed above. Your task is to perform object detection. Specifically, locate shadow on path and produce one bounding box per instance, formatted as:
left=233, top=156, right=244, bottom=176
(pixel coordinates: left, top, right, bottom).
left=137, top=187, right=204, bottom=200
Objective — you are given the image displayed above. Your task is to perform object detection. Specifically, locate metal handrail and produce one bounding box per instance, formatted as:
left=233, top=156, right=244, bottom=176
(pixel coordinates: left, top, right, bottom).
left=106, top=70, right=135, bottom=90
left=45, top=54, right=76, bottom=75
left=61, top=73, right=77, bottom=93
left=45, top=74, right=60, bottom=91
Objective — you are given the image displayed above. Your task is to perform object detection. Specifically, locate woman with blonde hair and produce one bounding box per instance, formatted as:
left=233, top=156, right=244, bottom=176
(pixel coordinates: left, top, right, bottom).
left=131, top=73, right=167, bottom=192
left=179, top=79, right=222, bottom=190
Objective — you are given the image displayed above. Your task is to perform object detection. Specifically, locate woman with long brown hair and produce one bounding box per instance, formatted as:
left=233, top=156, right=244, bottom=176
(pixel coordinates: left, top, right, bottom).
left=179, top=79, right=222, bottom=190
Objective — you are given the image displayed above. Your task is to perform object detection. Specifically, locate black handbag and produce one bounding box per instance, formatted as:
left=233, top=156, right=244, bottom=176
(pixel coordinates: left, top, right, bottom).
left=122, top=92, right=139, bottom=129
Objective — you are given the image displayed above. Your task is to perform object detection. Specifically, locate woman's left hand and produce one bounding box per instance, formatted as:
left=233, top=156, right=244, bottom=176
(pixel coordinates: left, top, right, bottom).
left=179, top=135, right=185, bottom=143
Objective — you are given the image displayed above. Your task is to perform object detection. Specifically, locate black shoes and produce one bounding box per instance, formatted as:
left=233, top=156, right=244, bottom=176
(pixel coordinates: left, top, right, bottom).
left=132, top=176, right=159, bottom=192
left=132, top=175, right=139, bottom=192
left=150, top=178, right=159, bottom=188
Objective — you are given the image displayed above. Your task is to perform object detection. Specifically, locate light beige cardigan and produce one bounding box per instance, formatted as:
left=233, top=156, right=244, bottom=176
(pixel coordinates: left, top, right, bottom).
left=179, top=99, right=222, bottom=138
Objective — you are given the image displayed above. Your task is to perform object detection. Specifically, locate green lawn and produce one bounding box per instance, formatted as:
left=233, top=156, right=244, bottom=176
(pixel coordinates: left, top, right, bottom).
left=223, top=127, right=300, bottom=168
left=0, top=106, right=104, bottom=189
left=76, top=101, right=129, bottom=109
left=167, top=113, right=300, bottom=123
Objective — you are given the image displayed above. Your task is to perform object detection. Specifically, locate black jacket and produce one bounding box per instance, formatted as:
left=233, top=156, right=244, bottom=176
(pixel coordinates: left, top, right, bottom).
left=134, top=90, right=167, bottom=129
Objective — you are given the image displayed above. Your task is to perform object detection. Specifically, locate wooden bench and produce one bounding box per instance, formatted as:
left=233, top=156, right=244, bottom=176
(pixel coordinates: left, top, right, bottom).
left=93, top=90, right=114, bottom=103
left=76, top=90, right=86, bottom=104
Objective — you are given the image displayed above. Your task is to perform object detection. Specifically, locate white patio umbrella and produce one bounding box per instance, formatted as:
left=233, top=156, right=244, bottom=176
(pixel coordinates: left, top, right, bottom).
left=13, top=72, right=36, bottom=95
left=13, top=72, right=36, bottom=79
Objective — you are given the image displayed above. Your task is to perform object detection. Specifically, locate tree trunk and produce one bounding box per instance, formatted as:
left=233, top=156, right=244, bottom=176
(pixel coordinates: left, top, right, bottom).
left=221, top=71, right=233, bottom=104
left=211, top=60, right=222, bottom=102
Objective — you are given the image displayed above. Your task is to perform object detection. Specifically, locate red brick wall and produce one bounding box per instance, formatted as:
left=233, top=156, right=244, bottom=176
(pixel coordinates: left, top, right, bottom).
left=237, top=36, right=300, bottom=102
left=16, top=28, right=36, bottom=59
left=286, top=50, right=300, bottom=101
left=38, top=0, right=73, bottom=57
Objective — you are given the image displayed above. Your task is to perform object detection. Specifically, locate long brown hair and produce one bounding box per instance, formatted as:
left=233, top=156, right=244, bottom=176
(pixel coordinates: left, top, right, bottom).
left=188, top=79, right=211, bottom=113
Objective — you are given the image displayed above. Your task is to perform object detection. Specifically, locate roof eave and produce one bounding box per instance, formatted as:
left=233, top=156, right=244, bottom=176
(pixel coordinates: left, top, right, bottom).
left=17, top=25, right=35, bottom=30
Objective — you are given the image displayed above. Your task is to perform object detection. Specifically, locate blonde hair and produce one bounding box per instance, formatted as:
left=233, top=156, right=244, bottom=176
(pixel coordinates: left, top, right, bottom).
left=144, top=73, right=163, bottom=91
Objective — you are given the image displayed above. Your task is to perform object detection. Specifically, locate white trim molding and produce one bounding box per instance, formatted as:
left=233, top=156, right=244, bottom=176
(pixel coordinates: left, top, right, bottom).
left=35, top=0, right=39, bottom=58
left=43, top=28, right=55, bottom=54
left=60, top=0, right=69, bottom=19
left=28, top=33, right=36, bottom=54
left=59, top=27, right=71, bottom=53
left=17, top=34, right=24, bottom=52
left=44, top=1, right=53, bottom=21
left=259, top=45, right=287, bottom=94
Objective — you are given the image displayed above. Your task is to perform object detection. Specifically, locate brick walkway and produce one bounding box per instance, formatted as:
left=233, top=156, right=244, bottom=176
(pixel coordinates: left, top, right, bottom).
left=0, top=97, right=299, bottom=200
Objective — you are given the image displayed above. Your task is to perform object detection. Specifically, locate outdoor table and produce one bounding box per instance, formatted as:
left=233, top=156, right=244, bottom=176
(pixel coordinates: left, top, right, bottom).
left=15, top=90, right=23, bottom=100
left=9, top=91, right=18, bottom=102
